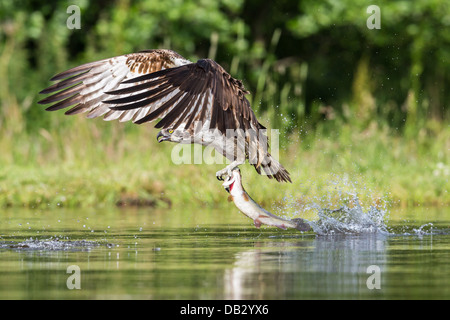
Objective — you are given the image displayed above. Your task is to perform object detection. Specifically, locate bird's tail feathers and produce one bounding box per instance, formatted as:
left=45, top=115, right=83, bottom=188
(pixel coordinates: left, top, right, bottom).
left=253, top=153, right=291, bottom=183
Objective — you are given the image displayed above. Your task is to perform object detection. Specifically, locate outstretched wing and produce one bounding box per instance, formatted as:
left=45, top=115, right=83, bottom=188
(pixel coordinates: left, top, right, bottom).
left=39, top=52, right=290, bottom=182
left=104, top=59, right=264, bottom=134
left=38, top=49, right=190, bottom=122
left=104, top=59, right=290, bottom=182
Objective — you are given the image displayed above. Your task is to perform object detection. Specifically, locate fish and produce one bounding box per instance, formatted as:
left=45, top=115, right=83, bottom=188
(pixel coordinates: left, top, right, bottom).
left=222, top=168, right=311, bottom=232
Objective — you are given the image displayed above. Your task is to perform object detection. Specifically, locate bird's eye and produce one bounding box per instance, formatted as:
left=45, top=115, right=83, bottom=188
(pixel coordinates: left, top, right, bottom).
left=168, top=129, right=174, bottom=134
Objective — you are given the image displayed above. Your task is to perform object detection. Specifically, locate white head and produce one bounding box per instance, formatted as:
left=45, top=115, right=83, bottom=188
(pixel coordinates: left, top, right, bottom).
left=156, top=128, right=193, bottom=143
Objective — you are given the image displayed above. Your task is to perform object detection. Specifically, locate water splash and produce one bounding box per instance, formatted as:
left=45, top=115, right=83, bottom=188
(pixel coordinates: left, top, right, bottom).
left=412, top=223, right=434, bottom=235
left=280, top=189, right=445, bottom=236
left=273, top=173, right=392, bottom=235
left=307, top=200, right=390, bottom=235
left=393, top=222, right=448, bottom=237
left=278, top=170, right=408, bottom=234
left=0, top=237, right=105, bottom=251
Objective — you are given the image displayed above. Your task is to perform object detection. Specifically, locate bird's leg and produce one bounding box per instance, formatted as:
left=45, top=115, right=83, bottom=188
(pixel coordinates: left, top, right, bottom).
left=216, top=160, right=244, bottom=181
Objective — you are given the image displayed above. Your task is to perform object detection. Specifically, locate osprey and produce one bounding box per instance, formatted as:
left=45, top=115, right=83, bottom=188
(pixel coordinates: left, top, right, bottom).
left=38, top=49, right=291, bottom=182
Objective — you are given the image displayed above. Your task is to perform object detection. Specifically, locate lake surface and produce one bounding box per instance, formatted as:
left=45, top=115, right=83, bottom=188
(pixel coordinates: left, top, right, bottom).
left=0, top=206, right=448, bottom=300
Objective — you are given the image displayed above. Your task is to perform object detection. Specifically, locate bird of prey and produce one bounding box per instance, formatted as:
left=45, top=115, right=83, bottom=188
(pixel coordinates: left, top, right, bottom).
left=38, top=49, right=291, bottom=182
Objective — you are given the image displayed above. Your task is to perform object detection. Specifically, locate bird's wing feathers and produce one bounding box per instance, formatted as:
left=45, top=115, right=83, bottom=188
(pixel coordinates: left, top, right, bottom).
left=38, top=49, right=189, bottom=121
left=39, top=51, right=290, bottom=182
left=104, top=59, right=262, bottom=134
left=39, top=52, right=262, bottom=134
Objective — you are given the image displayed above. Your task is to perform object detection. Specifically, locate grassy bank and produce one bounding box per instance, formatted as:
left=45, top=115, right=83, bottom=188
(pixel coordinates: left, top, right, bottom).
left=1, top=1, right=449, bottom=212
left=1, top=115, right=448, bottom=210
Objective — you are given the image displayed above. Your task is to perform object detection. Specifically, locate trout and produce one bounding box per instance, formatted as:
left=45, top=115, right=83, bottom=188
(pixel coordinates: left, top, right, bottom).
left=222, top=168, right=311, bottom=231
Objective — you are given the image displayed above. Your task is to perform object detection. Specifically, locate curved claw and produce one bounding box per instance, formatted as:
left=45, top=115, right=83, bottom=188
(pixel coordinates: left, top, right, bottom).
left=216, top=175, right=224, bottom=181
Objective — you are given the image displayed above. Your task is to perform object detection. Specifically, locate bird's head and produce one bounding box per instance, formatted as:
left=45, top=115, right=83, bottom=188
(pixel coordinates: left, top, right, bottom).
left=157, top=128, right=188, bottom=143
left=222, top=168, right=242, bottom=194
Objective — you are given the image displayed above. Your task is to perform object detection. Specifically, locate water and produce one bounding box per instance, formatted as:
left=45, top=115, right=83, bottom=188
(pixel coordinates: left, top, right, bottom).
left=0, top=206, right=448, bottom=300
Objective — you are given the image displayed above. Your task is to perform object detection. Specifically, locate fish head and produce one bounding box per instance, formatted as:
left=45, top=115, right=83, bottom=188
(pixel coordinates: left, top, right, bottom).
left=222, top=168, right=242, bottom=194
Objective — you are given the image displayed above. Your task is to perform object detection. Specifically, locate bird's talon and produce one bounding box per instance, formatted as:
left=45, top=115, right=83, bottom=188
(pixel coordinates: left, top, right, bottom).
left=216, top=172, right=225, bottom=181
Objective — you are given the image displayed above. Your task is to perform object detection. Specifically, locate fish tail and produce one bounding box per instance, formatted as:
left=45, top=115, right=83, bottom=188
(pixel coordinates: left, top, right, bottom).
left=291, top=218, right=311, bottom=231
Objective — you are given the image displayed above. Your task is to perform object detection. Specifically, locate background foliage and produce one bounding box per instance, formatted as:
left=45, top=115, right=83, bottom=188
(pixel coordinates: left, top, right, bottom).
left=0, top=0, right=448, bottom=208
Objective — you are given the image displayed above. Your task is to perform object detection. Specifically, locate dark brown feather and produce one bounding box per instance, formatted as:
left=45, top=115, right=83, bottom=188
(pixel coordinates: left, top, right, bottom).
left=38, top=50, right=183, bottom=118
left=38, top=51, right=291, bottom=182
left=134, top=89, right=185, bottom=124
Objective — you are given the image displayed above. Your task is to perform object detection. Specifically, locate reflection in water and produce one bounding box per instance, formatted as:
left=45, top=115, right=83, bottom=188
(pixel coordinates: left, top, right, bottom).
left=224, top=234, right=388, bottom=299
left=224, top=197, right=394, bottom=299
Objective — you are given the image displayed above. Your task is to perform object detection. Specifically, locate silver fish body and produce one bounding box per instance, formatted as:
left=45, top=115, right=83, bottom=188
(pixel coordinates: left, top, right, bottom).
left=222, top=169, right=311, bottom=231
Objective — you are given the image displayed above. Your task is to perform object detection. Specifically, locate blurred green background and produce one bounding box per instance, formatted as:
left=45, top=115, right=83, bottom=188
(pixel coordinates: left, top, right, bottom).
left=0, top=0, right=448, bottom=209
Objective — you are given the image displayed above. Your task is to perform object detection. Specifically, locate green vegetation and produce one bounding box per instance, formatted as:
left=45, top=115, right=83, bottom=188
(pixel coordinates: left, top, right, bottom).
left=0, top=1, right=448, bottom=209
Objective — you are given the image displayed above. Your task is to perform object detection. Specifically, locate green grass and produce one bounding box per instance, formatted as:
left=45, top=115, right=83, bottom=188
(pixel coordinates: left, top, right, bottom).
left=1, top=6, right=448, bottom=211
left=0, top=114, right=448, bottom=210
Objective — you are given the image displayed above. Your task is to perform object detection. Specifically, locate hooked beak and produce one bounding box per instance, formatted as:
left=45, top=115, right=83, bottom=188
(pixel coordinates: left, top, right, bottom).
left=157, top=131, right=170, bottom=143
